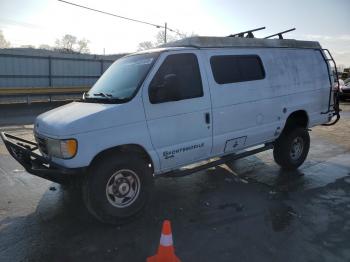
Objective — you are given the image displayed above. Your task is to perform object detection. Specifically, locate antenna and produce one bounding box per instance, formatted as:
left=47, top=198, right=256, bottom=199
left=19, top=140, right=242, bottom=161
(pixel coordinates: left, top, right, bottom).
left=228, top=27, right=266, bottom=38
left=264, top=28, right=296, bottom=39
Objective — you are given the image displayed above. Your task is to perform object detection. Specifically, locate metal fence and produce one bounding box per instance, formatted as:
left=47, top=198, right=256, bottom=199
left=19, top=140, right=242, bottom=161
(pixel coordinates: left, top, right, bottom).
left=0, top=49, right=126, bottom=104
left=0, top=49, right=125, bottom=88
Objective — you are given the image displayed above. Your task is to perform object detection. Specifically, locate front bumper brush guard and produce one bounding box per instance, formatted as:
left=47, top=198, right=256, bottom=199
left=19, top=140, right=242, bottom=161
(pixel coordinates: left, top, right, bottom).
left=1, top=132, right=82, bottom=184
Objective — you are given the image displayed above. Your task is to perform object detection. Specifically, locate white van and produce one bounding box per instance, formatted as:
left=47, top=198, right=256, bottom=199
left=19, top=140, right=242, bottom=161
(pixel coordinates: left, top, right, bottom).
left=1, top=36, right=340, bottom=224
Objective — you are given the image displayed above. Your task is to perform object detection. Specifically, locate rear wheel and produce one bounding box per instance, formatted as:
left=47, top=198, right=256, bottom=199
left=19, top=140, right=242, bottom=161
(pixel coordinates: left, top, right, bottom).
left=273, top=127, right=310, bottom=170
left=82, top=153, right=153, bottom=224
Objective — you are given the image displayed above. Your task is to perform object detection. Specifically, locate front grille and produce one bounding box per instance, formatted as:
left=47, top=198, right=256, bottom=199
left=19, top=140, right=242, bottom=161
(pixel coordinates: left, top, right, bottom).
left=342, top=89, right=350, bottom=94
left=36, top=135, right=48, bottom=155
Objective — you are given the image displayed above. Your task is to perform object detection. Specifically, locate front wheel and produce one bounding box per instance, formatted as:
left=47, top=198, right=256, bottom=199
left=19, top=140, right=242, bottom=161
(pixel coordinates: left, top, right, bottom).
left=273, top=127, right=310, bottom=170
left=82, top=153, right=153, bottom=224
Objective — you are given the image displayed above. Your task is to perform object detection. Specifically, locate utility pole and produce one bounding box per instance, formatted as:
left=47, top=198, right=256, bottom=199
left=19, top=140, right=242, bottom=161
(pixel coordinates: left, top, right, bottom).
left=58, top=1, right=182, bottom=44
left=164, top=22, right=167, bottom=43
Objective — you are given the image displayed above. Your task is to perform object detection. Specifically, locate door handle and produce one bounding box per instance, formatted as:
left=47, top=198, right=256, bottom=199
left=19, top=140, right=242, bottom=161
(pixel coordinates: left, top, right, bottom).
left=205, top=112, right=210, bottom=124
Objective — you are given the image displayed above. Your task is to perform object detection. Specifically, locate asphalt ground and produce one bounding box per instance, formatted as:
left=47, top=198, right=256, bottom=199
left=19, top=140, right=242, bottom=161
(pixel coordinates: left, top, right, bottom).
left=0, top=101, right=350, bottom=262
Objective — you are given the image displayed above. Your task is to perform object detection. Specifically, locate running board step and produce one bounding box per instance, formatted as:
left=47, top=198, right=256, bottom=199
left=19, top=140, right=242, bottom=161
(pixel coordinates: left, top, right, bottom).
left=159, top=143, right=274, bottom=178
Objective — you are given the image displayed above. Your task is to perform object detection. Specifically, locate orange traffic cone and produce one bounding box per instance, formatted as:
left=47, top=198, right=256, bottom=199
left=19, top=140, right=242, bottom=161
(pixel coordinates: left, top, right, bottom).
left=147, top=220, right=181, bottom=262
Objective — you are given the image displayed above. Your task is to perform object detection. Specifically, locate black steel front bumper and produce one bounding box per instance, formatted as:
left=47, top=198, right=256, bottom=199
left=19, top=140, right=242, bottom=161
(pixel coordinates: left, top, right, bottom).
left=1, top=132, right=85, bottom=184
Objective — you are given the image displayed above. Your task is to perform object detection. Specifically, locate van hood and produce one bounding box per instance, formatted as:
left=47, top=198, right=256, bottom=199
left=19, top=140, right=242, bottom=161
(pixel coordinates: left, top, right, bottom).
left=34, top=101, right=142, bottom=137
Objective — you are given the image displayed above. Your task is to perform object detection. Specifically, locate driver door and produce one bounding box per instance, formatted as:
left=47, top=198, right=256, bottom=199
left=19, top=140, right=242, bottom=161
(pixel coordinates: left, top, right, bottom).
left=142, top=52, right=213, bottom=172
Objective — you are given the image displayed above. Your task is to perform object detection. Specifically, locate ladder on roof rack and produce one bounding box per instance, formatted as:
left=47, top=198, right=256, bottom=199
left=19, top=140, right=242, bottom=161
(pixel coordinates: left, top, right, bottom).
left=227, top=27, right=266, bottom=38
left=320, top=48, right=341, bottom=125
left=264, top=28, right=296, bottom=39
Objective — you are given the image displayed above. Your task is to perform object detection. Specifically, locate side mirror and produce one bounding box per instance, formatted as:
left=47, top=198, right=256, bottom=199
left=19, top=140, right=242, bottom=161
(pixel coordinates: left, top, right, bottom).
left=149, top=74, right=180, bottom=103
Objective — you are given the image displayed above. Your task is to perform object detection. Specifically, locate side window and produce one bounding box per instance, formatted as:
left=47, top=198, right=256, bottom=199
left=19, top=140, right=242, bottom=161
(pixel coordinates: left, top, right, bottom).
left=149, top=53, right=203, bottom=104
left=210, top=55, right=265, bottom=84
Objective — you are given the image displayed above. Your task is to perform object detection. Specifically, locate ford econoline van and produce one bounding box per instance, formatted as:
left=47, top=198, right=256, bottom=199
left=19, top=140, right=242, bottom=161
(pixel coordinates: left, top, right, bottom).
left=2, top=36, right=340, bottom=224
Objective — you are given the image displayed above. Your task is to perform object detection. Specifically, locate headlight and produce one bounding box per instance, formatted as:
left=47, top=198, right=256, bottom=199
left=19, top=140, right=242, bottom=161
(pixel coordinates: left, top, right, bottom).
left=46, top=138, right=77, bottom=159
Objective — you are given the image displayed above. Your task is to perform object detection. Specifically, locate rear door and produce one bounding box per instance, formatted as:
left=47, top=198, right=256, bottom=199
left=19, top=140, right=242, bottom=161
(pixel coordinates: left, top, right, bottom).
left=142, top=51, right=212, bottom=172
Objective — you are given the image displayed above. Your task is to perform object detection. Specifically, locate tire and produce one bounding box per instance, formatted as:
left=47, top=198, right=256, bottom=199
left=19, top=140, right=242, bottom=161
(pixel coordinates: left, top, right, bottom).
left=273, top=127, right=310, bottom=170
left=82, top=152, right=154, bottom=224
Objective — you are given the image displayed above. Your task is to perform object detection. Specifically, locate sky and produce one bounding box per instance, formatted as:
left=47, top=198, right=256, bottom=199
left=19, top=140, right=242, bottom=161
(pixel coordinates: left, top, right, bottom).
left=0, top=0, right=349, bottom=67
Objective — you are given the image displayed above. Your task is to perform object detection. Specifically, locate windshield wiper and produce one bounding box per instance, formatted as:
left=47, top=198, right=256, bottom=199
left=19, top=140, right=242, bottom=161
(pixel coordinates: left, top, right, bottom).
left=82, top=93, right=128, bottom=104
left=92, top=92, right=113, bottom=97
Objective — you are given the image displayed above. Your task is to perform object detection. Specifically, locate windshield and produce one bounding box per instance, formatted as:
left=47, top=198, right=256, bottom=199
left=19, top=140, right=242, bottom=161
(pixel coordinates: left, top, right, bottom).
left=85, top=52, right=159, bottom=103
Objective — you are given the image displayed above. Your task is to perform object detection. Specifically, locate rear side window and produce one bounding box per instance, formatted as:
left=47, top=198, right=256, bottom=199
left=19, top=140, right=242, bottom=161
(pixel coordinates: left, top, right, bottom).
left=149, top=53, right=203, bottom=103
left=210, top=55, right=265, bottom=84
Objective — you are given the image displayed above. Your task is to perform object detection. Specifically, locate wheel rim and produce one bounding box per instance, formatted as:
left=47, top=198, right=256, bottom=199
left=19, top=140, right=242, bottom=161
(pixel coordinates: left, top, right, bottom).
left=290, top=136, right=304, bottom=161
left=105, top=169, right=141, bottom=208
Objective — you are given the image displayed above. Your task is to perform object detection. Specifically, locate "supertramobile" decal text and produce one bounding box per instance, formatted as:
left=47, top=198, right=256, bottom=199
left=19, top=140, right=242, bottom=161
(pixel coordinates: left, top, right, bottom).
left=163, top=143, right=204, bottom=159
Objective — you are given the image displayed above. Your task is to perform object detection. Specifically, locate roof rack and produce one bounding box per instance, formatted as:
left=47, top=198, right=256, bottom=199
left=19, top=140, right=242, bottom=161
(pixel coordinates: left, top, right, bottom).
left=160, top=27, right=321, bottom=49
left=160, top=36, right=321, bottom=49
left=227, top=27, right=266, bottom=38
left=264, top=28, right=296, bottom=39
